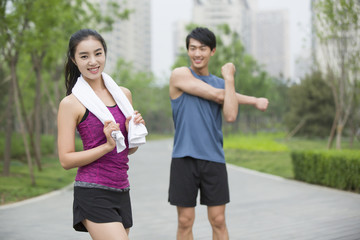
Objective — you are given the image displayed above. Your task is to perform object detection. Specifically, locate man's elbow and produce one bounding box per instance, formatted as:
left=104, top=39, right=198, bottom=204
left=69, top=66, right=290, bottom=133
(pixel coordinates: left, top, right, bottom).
left=224, top=113, right=238, bottom=123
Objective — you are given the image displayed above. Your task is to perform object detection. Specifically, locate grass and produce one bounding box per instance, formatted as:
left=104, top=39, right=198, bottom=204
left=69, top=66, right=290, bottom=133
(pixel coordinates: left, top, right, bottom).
left=0, top=157, right=77, bottom=205
left=224, top=133, right=359, bottom=179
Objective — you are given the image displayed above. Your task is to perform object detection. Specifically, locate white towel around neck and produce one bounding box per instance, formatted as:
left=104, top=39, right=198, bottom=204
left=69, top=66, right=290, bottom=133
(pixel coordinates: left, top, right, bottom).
left=72, top=72, right=148, bottom=153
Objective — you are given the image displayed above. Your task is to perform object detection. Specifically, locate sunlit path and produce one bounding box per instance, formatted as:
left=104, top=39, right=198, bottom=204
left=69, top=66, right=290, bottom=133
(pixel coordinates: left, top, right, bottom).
left=1, top=139, right=360, bottom=239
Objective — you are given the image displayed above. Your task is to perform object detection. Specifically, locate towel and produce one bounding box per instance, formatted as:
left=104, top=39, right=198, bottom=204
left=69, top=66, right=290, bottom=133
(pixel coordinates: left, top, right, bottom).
left=72, top=72, right=148, bottom=153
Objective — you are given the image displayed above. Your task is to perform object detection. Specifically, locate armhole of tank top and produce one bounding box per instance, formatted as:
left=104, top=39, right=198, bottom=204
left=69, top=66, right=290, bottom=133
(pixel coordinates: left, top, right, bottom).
left=79, top=109, right=89, bottom=124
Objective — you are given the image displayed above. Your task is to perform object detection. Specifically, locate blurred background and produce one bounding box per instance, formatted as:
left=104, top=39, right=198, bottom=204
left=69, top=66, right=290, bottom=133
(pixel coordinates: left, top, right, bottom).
left=1, top=0, right=359, bottom=203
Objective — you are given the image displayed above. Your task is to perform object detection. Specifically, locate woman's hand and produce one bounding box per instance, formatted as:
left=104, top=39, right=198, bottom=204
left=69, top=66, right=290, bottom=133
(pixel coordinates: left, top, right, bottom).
left=125, top=110, right=145, bottom=132
left=103, top=120, right=120, bottom=151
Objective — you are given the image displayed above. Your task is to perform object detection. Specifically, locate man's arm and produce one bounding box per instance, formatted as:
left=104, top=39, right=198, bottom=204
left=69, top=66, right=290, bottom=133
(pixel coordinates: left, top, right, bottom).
left=169, top=67, right=223, bottom=104
left=221, top=63, right=238, bottom=122
left=236, top=94, right=269, bottom=112
left=169, top=66, right=269, bottom=112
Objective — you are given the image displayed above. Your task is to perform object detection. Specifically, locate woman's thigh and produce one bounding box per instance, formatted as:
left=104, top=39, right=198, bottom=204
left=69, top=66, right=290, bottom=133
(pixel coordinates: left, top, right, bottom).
left=82, top=219, right=129, bottom=240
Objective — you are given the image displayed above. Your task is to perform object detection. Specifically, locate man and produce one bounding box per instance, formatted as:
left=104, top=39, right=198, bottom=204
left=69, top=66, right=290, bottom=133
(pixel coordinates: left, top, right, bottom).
left=168, top=27, right=269, bottom=240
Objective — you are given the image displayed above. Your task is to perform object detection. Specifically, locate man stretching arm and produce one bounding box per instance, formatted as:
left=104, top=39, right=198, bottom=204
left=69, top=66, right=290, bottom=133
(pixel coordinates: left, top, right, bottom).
left=168, top=27, right=268, bottom=240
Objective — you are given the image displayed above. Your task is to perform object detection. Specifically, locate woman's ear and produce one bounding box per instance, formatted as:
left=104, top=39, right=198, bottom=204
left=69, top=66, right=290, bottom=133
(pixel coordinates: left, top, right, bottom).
left=71, top=58, right=77, bottom=66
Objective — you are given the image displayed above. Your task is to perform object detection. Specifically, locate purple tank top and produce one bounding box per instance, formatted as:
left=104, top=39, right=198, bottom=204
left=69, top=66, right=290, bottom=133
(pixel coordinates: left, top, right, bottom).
left=75, top=105, right=130, bottom=189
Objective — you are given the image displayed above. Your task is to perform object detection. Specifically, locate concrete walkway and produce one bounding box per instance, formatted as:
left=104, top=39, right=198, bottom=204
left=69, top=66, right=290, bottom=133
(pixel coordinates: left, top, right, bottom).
left=1, top=139, right=360, bottom=240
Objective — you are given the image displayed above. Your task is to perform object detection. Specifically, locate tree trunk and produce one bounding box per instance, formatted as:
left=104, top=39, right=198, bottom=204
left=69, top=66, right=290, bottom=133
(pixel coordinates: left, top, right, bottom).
left=12, top=64, right=36, bottom=186
left=31, top=54, right=44, bottom=169
left=286, top=118, right=306, bottom=140
left=336, top=123, right=343, bottom=150
left=45, top=64, right=63, bottom=156
left=327, top=105, right=340, bottom=149
left=15, top=74, right=43, bottom=171
left=2, top=74, right=14, bottom=176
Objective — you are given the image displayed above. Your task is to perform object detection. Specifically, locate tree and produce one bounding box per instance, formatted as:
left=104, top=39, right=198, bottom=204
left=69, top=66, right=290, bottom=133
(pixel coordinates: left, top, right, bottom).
left=284, top=71, right=335, bottom=138
left=313, top=0, right=360, bottom=149
left=0, top=0, right=35, bottom=184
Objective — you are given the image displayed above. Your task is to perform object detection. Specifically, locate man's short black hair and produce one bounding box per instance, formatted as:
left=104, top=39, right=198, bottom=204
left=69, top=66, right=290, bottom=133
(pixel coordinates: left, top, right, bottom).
left=186, top=27, right=216, bottom=51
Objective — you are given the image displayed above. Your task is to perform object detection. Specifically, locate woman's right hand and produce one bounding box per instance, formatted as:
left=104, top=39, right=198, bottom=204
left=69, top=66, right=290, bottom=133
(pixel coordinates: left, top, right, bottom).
left=103, top=120, right=120, bottom=152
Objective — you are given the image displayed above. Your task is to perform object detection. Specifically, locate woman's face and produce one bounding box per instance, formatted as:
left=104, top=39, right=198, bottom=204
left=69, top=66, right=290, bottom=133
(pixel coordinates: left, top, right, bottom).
left=73, top=37, right=106, bottom=82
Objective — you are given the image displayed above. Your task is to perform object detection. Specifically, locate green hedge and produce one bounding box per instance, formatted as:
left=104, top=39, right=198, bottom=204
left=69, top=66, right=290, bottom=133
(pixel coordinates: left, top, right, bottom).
left=291, top=150, right=360, bottom=192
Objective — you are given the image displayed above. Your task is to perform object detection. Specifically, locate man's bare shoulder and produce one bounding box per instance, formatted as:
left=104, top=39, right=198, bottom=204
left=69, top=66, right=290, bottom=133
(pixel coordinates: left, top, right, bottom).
left=170, top=67, right=193, bottom=84
left=171, top=66, right=191, bottom=76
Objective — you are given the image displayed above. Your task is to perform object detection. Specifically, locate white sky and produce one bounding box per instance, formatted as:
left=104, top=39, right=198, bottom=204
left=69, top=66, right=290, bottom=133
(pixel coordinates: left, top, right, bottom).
left=151, top=0, right=312, bottom=80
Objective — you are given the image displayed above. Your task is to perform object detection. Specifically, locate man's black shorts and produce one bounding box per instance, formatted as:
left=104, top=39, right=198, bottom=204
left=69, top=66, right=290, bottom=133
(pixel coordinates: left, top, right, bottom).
left=168, top=157, right=230, bottom=207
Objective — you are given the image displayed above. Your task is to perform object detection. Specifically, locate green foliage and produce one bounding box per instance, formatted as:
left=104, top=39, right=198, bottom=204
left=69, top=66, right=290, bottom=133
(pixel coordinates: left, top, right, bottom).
left=291, top=150, right=360, bottom=192
left=315, top=0, right=360, bottom=41
left=0, top=134, right=56, bottom=160
left=284, top=71, right=335, bottom=137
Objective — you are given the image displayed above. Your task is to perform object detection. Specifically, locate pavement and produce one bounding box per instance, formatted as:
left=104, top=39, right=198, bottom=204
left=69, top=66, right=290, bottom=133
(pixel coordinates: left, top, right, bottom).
left=1, top=138, right=360, bottom=240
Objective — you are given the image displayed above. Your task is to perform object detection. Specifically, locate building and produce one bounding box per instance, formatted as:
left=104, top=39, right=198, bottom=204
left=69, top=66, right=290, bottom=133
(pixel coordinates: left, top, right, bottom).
left=253, top=10, right=290, bottom=79
left=91, top=0, right=151, bottom=74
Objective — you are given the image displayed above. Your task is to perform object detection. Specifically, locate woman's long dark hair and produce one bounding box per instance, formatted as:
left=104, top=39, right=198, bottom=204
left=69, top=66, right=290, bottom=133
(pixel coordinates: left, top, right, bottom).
left=64, top=29, right=107, bottom=96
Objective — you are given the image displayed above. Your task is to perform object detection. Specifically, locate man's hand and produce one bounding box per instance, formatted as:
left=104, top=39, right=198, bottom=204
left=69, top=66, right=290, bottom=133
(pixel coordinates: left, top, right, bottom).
left=221, top=63, right=236, bottom=81
left=254, top=98, right=269, bottom=111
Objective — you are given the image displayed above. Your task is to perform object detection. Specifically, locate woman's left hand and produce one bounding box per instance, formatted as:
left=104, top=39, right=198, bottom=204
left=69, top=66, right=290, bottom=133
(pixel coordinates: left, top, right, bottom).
left=125, top=110, right=146, bottom=132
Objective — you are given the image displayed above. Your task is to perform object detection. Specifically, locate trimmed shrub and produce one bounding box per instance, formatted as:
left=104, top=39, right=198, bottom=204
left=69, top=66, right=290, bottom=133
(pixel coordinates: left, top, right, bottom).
left=291, top=150, right=360, bottom=192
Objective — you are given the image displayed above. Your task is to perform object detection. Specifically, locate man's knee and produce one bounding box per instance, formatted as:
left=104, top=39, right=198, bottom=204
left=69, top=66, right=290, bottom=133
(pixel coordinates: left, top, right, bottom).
left=178, top=214, right=195, bottom=229
left=209, top=213, right=226, bottom=229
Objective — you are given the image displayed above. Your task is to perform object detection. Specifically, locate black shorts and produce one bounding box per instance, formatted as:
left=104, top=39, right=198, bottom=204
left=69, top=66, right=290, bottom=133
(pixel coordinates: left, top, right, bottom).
left=73, top=187, right=133, bottom=232
left=168, top=157, right=230, bottom=207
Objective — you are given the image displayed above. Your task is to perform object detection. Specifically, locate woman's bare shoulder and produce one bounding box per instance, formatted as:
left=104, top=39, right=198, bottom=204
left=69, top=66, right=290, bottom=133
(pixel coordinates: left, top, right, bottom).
left=59, top=94, right=85, bottom=113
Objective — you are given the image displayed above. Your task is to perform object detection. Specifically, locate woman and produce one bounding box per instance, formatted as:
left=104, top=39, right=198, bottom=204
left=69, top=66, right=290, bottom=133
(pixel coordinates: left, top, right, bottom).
left=57, top=29, right=145, bottom=240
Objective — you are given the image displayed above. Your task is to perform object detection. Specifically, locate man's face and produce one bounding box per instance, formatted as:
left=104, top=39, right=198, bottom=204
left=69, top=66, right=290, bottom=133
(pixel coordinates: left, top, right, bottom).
left=187, top=38, right=215, bottom=73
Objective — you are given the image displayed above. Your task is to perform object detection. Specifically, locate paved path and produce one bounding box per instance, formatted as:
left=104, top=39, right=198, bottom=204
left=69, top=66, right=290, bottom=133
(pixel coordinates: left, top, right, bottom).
left=1, top=139, right=360, bottom=240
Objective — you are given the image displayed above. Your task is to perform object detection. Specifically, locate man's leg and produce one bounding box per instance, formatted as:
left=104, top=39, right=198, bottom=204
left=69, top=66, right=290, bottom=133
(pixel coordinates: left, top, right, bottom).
left=176, top=206, right=195, bottom=240
left=207, top=205, right=229, bottom=240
